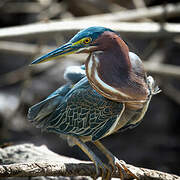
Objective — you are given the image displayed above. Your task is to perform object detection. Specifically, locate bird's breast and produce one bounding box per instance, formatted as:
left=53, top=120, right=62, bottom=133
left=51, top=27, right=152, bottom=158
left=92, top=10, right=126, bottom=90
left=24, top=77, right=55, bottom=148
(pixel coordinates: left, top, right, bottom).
left=85, top=52, right=149, bottom=110
left=86, top=53, right=130, bottom=100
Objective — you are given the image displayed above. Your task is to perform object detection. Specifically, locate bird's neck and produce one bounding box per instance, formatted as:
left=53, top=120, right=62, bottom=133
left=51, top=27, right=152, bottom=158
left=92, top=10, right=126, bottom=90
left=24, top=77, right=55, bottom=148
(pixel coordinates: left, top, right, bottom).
left=85, top=41, right=149, bottom=110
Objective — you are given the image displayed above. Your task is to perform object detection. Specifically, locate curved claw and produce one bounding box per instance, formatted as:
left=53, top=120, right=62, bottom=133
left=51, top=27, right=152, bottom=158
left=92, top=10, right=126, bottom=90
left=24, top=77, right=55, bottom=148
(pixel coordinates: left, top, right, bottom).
left=93, top=141, right=139, bottom=180
left=113, top=158, right=139, bottom=180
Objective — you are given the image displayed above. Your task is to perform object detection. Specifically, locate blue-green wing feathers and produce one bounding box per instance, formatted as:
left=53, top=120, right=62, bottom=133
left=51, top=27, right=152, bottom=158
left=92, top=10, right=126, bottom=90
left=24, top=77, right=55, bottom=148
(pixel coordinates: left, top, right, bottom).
left=28, top=76, right=124, bottom=141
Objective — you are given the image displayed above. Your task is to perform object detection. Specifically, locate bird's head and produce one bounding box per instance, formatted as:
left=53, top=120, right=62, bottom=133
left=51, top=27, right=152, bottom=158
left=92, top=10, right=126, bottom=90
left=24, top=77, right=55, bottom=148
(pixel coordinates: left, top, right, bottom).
left=31, top=26, right=117, bottom=64
left=31, top=26, right=151, bottom=109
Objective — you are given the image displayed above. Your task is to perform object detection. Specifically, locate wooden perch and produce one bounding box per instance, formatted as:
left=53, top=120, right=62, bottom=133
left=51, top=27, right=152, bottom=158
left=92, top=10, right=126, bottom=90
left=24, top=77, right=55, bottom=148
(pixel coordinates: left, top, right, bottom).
left=0, top=161, right=179, bottom=180
left=0, top=144, right=179, bottom=179
left=0, top=20, right=180, bottom=40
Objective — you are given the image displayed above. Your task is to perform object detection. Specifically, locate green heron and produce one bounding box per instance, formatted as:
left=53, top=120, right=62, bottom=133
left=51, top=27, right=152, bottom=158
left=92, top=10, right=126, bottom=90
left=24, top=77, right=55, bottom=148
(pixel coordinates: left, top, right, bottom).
left=28, top=27, right=160, bottom=179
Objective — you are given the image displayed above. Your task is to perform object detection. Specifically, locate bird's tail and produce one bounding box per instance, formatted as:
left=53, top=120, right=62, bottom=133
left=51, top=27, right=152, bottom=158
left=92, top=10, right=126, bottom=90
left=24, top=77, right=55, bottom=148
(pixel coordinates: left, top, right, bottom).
left=28, top=84, right=71, bottom=129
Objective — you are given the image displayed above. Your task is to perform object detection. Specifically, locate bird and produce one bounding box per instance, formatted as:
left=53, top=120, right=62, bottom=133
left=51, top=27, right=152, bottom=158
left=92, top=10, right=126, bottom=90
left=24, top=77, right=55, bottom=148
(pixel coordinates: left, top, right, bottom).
left=28, top=26, right=160, bottom=180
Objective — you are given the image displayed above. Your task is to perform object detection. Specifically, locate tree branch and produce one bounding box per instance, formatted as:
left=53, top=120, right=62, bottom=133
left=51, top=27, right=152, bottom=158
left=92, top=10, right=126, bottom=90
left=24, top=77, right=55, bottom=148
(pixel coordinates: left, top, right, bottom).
left=0, top=2, right=62, bottom=14
left=144, top=62, right=180, bottom=79
left=0, top=144, right=179, bottom=179
left=79, top=2, right=180, bottom=22
left=0, top=21, right=180, bottom=40
left=0, top=41, right=180, bottom=79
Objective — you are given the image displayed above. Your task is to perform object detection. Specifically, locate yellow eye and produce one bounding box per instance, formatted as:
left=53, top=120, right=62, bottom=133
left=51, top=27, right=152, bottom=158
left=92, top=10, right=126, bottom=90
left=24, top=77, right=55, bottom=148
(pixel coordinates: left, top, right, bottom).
left=83, top=37, right=91, bottom=44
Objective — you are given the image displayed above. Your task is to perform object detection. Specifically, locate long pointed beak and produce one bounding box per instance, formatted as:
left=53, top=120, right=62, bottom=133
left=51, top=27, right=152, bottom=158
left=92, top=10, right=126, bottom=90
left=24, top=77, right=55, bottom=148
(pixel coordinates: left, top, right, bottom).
left=31, top=42, right=79, bottom=65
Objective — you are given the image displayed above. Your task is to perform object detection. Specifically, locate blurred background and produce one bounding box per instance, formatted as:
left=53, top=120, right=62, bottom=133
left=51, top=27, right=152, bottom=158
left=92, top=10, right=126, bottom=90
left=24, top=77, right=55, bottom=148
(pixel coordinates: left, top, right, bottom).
left=0, top=0, right=180, bottom=177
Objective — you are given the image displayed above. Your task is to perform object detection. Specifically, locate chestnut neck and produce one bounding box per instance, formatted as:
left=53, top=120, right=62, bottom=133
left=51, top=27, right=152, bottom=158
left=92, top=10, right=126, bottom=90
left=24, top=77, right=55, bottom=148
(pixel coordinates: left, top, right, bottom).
left=85, top=31, right=149, bottom=109
left=97, top=35, right=132, bottom=84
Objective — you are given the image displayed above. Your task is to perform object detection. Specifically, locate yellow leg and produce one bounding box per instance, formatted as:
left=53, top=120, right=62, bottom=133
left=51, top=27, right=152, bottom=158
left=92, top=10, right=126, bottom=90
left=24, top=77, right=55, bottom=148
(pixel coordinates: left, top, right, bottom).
left=93, top=141, right=139, bottom=180
left=70, top=137, right=112, bottom=180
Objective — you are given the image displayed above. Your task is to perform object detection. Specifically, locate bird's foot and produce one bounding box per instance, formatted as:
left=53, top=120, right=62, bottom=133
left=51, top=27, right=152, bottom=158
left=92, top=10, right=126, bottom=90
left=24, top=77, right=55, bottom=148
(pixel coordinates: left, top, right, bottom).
left=93, top=160, right=113, bottom=180
left=110, top=158, right=138, bottom=180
